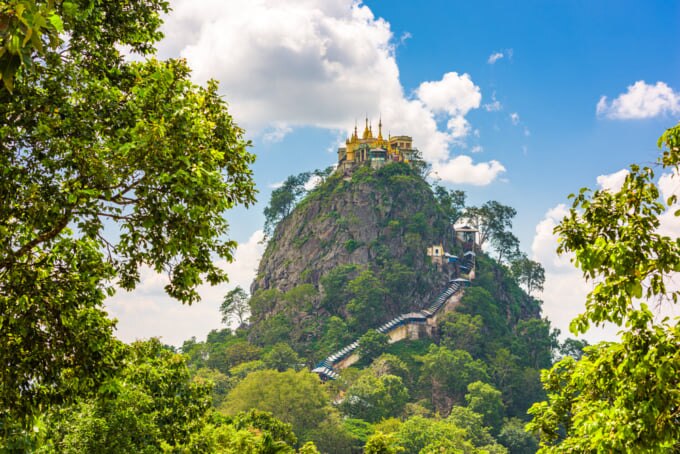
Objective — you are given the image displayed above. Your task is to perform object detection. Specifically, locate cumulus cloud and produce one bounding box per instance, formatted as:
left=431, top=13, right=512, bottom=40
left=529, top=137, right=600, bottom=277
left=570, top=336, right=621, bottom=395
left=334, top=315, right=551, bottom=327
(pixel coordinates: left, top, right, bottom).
left=596, top=168, right=629, bottom=192
left=533, top=168, right=680, bottom=342
left=432, top=156, right=505, bottom=186
left=106, top=230, right=265, bottom=346
left=157, top=0, right=504, bottom=186
left=416, top=72, right=482, bottom=117
left=510, top=112, right=520, bottom=125
left=531, top=205, right=618, bottom=342
left=159, top=0, right=397, bottom=132
left=596, top=80, right=680, bottom=119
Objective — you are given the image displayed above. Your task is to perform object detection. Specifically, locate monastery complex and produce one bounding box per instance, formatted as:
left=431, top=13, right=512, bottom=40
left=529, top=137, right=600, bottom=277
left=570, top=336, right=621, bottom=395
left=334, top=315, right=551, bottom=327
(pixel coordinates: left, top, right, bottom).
left=337, top=117, right=421, bottom=172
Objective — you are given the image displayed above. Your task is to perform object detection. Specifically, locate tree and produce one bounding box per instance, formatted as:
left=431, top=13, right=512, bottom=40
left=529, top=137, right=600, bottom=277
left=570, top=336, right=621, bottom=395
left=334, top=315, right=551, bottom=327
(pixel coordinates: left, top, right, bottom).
left=364, top=431, right=404, bottom=454
left=222, top=369, right=335, bottom=441
left=187, top=410, right=299, bottom=453
left=370, top=354, right=410, bottom=383
left=39, top=339, right=212, bottom=453
left=298, top=441, right=321, bottom=454
left=346, top=269, right=387, bottom=332
left=464, top=201, right=517, bottom=249
left=439, top=312, right=484, bottom=358
left=512, top=319, right=559, bottom=370
left=358, top=330, right=390, bottom=361
left=0, top=0, right=256, bottom=430
left=510, top=254, right=546, bottom=296
left=263, top=342, right=301, bottom=372
left=263, top=172, right=310, bottom=238
left=340, top=373, right=409, bottom=423
left=221, top=286, right=250, bottom=327
left=557, top=337, right=589, bottom=360
left=206, top=340, right=262, bottom=374
left=527, top=124, right=680, bottom=452
left=497, top=417, right=539, bottom=454
left=232, top=409, right=298, bottom=448
left=262, top=166, right=335, bottom=239
left=192, top=367, right=231, bottom=408
left=419, top=345, right=488, bottom=415
left=433, top=185, right=467, bottom=224
left=464, top=381, right=505, bottom=435
left=392, top=416, right=472, bottom=454
left=0, top=1, right=63, bottom=91
left=491, top=231, right=520, bottom=264
left=446, top=406, right=500, bottom=449
left=320, top=264, right=360, bottom=314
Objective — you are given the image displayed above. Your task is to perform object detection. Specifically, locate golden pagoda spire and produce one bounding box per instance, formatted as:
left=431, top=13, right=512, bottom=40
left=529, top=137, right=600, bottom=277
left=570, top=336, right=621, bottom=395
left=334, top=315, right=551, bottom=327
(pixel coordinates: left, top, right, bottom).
left=377, top=115, right=383, bottom=141
left=362, top=116, right=370, bottom=139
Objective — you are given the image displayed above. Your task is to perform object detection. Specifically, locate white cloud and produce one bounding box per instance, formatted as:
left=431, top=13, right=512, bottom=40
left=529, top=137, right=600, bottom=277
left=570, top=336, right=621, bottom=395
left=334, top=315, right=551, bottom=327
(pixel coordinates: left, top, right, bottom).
left=158, top=0, right=504, bottom=186
left=596, top=80, right=680, bottom=119
left=596, top=168, right=628, bottom=192
left=399, top=31, right=412, bottom=45
left=484, top=100, right=502, bottom=112
left=533, top=168, right=680, bottom=343
left=415, top=71, right=481, bottom=142
left=446, top=116, right=472, bottom=139
left=431, top=155, right=505, bottom=186
left=470, top=145, right=483, bottom=153
left=510, top=112, right=520, bottom=125
left=658, top=170, right=680, bottom=238
left=160, top=0, right=397, bottom=132
left=531, top=205, right=617, bottom=342
left=487, top=52, right=504, bottom=64
left=483, top=91, right=502, bottom=112
left=263, top=123, right=293, bottom=143
left=106, top=230, right=265, bottom=346
left=304, top=174, right=324, bottom=191
left=416, top=71, right=481, bottom=117
left=487, top=48, right=512, bottom=64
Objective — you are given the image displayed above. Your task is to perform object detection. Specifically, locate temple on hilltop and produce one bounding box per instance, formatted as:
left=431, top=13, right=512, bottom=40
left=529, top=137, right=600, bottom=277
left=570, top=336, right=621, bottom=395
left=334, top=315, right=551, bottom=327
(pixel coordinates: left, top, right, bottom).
left=337, top=117, right=420, bottom=172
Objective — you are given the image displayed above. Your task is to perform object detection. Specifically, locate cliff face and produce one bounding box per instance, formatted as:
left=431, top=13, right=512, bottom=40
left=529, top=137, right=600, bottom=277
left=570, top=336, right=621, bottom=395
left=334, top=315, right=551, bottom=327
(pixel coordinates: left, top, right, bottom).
left=247, top=163, right=546, bottom=365
left=251, top=163, right=454, bottom=321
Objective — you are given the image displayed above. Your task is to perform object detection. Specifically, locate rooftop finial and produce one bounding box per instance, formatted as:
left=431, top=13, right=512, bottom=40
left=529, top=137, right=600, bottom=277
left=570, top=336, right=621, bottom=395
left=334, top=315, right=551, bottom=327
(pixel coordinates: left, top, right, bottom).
left=362, top=115, right=371, bottom=139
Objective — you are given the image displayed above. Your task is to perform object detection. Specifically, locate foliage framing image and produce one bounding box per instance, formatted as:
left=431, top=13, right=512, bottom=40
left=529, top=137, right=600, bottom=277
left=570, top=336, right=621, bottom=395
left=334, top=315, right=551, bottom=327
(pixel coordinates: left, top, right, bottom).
left=528, top=123, right=680, bottom=452
left=0, top=0, right=256, bottom=436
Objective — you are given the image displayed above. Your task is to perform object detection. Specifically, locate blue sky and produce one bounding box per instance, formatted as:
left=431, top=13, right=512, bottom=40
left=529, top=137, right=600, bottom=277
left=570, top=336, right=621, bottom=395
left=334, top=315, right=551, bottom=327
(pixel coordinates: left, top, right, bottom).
left=107, top=0, right=680, bottom=346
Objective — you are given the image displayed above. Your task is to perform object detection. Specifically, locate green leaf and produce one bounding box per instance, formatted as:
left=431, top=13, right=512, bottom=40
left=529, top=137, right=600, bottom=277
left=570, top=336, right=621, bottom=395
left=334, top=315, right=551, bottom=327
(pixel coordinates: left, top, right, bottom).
left=48, top=12, right=63, bottom=33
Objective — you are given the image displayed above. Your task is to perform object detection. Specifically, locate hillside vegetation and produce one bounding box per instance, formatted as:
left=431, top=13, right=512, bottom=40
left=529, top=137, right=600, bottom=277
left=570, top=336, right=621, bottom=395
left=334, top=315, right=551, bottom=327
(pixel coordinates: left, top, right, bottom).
left=174, top=162, right=566, bottom=452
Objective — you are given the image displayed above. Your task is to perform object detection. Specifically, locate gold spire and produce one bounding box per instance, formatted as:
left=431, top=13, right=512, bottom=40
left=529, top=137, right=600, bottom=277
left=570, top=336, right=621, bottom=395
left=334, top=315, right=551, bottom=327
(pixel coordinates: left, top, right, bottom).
left=377, top=116, right=383, bottom=141
left=362, top=116, right=370, bottom=140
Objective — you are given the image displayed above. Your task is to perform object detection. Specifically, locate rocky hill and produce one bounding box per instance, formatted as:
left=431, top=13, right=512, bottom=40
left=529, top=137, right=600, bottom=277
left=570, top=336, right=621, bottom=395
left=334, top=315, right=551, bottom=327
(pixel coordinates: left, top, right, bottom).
left=253, top=163, right=452, bottom=296
left=247, top=164, right=459, bottom=353
left=251, top=164, right=452, bottom=296
left=247, top=162, right=542, bottom=364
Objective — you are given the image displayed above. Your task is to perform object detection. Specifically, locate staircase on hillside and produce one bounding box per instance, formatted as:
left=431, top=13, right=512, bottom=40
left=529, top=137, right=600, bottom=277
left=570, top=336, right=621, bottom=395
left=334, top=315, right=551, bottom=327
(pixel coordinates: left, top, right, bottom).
left=312, top=252, right=475, bottom=380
